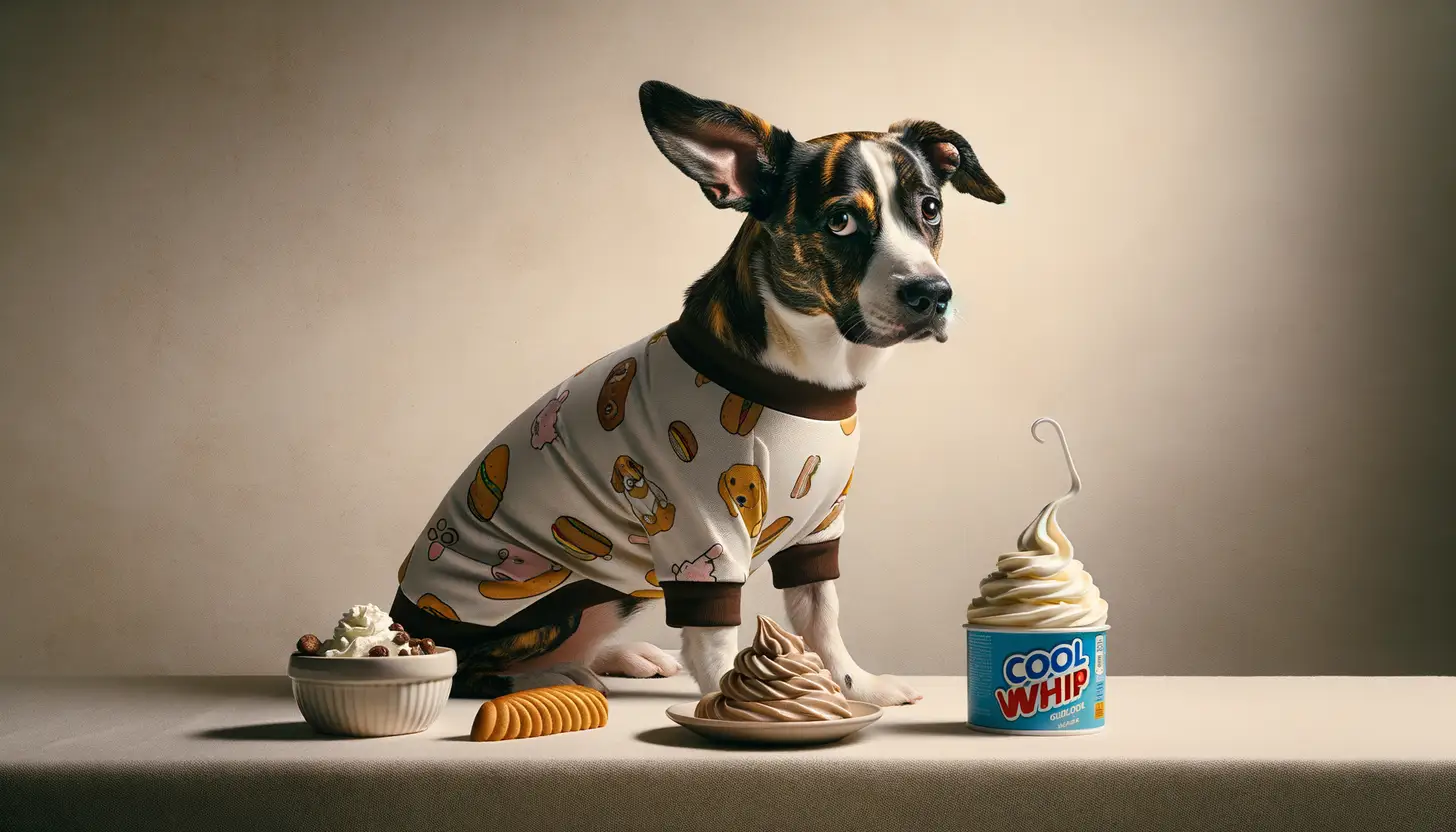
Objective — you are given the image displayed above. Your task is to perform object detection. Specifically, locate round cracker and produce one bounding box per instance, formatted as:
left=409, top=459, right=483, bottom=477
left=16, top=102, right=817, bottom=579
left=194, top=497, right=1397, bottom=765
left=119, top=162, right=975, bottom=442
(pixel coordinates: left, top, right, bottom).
left=500, top=699, right=522, bottom=741
left=551, top=686, right=590, bottom=732
left=560, top=685, right=606, bottom=729
left=471, top=700, right=499, bottom=742
left=487, top=698, right=512, bottom=742
left=575, top=685, right=609, bottom=727
left=541, top=685, right=585, bottom=732
left=517, top=689, right=569, bottom=735
left=512, top=694, right=545, bottom=739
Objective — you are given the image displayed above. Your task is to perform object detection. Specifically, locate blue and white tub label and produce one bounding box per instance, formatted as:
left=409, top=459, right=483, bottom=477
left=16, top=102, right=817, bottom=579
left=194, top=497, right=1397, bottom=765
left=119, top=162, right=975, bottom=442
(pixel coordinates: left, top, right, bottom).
left=966, top=627, right=1107, bottom=733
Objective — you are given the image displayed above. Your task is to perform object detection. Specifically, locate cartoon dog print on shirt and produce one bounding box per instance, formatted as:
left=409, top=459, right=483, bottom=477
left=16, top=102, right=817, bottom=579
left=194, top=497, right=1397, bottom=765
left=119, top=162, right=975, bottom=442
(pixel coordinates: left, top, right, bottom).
left=477, top=544, right=570, bottom=600
left=530, top=389, right=569, bottom=450
left=671, top=543, right=724, bottom=582
left=718, top=463, right=767, bottom=537
left=611, top=455, right=676, bottom=535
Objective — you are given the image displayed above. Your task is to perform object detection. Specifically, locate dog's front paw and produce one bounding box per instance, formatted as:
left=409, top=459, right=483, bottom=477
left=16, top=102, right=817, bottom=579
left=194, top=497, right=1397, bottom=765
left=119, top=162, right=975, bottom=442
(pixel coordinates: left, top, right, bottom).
left=591, top=642, right=682, bottom=678
left=841, top=672, right=922, bottom=706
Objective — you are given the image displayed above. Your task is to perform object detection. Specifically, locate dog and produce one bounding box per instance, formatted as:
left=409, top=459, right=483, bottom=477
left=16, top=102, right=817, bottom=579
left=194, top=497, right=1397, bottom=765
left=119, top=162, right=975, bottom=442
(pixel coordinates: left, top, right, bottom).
left=390, top=80, right=1003, bottom=705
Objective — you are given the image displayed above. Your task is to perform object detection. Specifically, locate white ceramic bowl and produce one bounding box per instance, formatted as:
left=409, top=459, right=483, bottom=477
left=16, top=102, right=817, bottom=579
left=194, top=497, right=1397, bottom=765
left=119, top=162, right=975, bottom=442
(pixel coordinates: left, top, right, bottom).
left=287, top=648, right=456, bottom=737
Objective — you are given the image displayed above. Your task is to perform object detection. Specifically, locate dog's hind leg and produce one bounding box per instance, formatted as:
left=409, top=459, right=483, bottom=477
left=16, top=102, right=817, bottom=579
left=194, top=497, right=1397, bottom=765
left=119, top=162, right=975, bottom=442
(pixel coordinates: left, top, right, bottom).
left=451, top=601, right=634, bottom=698
left=587, top=597, right=681, bottom=678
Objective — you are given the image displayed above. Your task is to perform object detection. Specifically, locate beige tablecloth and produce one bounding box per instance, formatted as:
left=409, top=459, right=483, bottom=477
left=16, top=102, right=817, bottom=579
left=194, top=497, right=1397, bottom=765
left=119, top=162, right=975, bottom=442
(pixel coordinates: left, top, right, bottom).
left=1, top=675, right=1452, bottom=831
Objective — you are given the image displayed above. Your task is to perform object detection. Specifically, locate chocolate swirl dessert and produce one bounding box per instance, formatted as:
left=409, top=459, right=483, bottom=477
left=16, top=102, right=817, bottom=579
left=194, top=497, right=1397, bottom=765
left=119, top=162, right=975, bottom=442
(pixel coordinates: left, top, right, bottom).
left=694, top=615, right=853, bottom=722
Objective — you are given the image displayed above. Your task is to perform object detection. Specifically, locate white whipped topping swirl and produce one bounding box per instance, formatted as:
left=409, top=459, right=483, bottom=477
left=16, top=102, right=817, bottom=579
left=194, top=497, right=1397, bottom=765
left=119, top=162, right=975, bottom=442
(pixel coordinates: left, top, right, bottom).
left=695, top=616, right=852, bottom=722
left=322, top=603, right=406, bottom=657
left=966, top=418, right=1109, bottom=629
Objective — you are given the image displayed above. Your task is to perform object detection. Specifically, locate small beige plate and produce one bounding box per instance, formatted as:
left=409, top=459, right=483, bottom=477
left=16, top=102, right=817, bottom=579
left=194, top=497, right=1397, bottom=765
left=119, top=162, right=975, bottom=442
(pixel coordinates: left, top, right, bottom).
left=665, top=701, right=882, bottom=746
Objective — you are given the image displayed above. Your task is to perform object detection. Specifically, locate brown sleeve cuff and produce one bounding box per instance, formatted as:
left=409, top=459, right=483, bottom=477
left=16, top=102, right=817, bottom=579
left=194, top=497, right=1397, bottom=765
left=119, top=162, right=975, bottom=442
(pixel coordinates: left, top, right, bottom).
left=662, top=582, right=743, bottom=628
left=769, top=539, right=841, bottom=589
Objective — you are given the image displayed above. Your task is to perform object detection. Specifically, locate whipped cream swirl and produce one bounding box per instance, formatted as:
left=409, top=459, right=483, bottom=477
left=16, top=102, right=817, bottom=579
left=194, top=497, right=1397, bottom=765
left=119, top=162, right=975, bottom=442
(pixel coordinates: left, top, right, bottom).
left=695, top=616, right=852, bottom=722
left=322, top=603, right=407, bottom=657
left=966, top=418, right=1109, bottom=629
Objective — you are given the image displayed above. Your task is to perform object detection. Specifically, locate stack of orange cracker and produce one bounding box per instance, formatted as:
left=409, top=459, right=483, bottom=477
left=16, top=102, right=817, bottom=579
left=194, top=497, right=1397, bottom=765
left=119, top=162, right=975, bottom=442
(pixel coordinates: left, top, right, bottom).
left=469, top=684, right=609, bottom=742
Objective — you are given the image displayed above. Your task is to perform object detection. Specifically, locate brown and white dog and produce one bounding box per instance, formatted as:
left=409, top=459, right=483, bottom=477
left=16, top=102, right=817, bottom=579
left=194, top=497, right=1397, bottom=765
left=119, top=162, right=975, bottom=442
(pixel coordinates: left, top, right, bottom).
left=391, top=80, right=1003, bottom=704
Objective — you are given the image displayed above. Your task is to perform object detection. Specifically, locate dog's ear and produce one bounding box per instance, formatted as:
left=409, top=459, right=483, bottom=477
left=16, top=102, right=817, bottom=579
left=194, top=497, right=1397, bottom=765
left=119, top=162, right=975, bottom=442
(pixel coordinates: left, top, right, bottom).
left=889, top=119, right=1004, bottom=205
left=639, top=80, right=795, bottom=218
left=718, top=473, right=739, bottom=518
left=611, top=462, right=626, bottom=493
left=754, top=476, right=767, bottom=518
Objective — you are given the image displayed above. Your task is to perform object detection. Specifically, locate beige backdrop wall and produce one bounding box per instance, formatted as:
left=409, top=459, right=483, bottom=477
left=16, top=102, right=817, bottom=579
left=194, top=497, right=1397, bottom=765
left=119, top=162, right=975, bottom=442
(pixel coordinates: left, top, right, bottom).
left=2, top=1, right=1452, bottom=677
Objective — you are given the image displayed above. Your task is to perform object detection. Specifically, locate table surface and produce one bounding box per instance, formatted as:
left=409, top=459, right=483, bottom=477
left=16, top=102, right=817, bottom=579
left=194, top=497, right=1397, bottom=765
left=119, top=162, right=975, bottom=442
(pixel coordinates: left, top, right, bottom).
left=2, top=674, right=1454, bottom=832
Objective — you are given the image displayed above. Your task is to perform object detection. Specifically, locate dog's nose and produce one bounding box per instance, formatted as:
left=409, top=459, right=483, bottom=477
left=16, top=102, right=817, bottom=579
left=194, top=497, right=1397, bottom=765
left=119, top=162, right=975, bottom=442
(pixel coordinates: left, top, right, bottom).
left=897, top=276, right=952, bottom=317
left=736, top=496, right=746, bottom=506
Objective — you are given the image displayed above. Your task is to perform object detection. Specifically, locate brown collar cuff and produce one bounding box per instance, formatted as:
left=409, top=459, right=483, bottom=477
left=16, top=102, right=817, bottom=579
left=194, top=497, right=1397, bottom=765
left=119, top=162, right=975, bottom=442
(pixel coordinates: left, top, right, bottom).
left=665, top=317, right=859, bottom=421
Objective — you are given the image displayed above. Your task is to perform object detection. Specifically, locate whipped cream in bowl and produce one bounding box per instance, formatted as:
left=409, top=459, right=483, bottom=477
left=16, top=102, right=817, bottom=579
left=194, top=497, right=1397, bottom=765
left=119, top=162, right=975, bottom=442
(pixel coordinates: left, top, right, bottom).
left=321, top=603, right=406, bottom=657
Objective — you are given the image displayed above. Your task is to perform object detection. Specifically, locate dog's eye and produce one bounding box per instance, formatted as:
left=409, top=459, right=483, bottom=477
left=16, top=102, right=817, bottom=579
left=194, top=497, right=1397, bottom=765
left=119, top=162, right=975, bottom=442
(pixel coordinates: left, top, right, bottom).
left=512, top=557, right=524, bottom=565
left=921, top=197, right=941, bottom=225
left=827, top=210, right=857, bottom=236
left=729, top=478, right=736, bottom=485
left=748, top=483, right=755, bottom=489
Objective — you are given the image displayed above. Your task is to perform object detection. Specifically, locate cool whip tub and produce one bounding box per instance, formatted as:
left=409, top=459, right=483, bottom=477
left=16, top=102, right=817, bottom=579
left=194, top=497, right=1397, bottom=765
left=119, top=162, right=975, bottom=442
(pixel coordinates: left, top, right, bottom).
left=965, top=419, right=1108, bottom=735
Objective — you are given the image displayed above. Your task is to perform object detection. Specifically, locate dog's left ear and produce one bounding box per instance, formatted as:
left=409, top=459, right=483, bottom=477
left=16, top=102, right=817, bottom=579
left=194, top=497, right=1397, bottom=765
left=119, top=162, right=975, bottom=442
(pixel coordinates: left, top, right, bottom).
left=889, top=119, right=1005, bottom=205
left=611, top=463, right=626, bottom=494
left=639, top=80, right=795, bottom=219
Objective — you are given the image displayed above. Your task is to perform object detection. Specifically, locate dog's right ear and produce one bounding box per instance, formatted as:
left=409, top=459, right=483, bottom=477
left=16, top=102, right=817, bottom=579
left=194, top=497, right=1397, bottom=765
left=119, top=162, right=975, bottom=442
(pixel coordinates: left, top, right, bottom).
left=611, top=463, right=625, bottom=494
left=889, top=119, right=1005, bottom=205
left=639, top=80, right=795, bottom=219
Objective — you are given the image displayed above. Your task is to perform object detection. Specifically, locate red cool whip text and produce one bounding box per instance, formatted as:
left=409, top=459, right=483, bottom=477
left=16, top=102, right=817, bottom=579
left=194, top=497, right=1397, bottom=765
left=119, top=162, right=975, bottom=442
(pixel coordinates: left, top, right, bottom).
left=994, top=639, right=1090, bottom=721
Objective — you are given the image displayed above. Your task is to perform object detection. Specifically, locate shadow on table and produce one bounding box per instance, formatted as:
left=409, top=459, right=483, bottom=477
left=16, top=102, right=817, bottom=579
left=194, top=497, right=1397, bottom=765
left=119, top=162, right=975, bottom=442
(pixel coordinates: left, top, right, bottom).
left=196, top=722, right=349, bottom=741
left=602, top=689, right=697, bottom=701
left=877, top=720, right=994, bottom=738
left=634, top=726, right=868, bottom=751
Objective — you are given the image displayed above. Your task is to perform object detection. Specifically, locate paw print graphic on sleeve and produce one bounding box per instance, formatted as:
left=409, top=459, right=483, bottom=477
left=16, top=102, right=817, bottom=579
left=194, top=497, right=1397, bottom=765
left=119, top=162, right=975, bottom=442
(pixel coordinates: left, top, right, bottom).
left=426, top=519, right=458, bottom=560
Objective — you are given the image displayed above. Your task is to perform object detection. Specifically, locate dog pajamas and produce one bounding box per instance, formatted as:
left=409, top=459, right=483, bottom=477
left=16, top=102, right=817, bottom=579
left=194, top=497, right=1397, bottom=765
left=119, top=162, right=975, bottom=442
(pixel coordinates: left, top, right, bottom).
left=396, top=318, right=860, bottom=629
